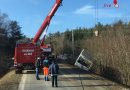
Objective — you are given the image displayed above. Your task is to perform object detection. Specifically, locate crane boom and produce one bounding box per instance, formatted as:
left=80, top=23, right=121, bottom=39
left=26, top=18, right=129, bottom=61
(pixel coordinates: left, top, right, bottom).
left=32, top=0, right=62, bottom=44
left=40, top=34, right=46, bottom=46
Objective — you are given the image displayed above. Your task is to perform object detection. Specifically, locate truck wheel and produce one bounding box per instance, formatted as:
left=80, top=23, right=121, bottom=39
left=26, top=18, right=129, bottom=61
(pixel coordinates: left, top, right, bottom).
left=15, top=69, right=22, bottom=74
left=15, top=70, right=19, bottom=74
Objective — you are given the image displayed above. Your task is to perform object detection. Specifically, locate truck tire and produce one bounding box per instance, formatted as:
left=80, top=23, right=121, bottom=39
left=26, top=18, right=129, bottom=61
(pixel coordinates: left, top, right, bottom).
left=15, top=69, right=22, bottom=74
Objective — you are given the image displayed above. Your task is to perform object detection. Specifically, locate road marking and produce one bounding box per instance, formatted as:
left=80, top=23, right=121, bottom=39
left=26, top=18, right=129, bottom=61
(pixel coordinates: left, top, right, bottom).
left=18, top=74, right=27, bottom=90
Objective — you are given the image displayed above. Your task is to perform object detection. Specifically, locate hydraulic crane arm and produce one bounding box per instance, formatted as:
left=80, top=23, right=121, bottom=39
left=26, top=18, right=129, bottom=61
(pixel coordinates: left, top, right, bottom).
left=40, top=29, right=47, bottom=46
left=40, top=35, right=45, bottom=46
left=32, top=0, right=62, bottom=44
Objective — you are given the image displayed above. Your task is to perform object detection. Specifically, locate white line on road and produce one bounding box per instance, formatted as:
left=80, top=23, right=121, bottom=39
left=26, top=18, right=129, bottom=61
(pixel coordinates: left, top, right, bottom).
left=18, top=74, right=27, bottom=90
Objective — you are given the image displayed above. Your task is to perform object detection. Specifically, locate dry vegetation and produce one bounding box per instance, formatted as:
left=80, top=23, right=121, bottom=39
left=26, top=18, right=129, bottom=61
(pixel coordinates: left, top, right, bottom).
left=0, top=70, right=22, bottom=90
left=82, top=25, right=130, bottom=86
left=0, top=47, right=12, bottom=74
left=48, top=21, right=130, bottom=87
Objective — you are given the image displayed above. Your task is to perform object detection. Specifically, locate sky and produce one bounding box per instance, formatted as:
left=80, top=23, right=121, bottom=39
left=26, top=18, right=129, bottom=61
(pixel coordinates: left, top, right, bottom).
left=0, top=0, right=130, bottom=38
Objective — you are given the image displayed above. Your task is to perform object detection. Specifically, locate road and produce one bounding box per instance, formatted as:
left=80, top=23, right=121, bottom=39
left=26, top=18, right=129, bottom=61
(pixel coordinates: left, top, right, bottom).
left=18, top=63, right=129, bottom=90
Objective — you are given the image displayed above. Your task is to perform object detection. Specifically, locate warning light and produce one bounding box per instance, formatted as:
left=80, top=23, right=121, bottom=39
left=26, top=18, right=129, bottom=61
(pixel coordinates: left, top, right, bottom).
left=114, top=0, right=119, bottom=8
left=114, top=4, right=119, bottom=8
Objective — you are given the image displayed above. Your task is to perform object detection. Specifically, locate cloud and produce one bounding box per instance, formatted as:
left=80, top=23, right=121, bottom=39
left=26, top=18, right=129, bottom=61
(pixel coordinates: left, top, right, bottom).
left=74, top=5, right=123, bottom=18
left=74, top=5, right=95, bottom=15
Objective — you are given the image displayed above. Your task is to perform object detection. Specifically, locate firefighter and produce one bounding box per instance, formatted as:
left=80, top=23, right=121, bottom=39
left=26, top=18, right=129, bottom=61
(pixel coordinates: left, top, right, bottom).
left=49, top=60, right=59, bottom=87
left=35, top=57, right=41, bottom=80
left=43, top=56, right=49, bottom=81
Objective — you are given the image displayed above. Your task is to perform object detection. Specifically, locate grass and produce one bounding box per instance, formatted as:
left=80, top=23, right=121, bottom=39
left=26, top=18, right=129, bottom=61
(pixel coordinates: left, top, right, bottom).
left=0, top=70, right=22, bottom=90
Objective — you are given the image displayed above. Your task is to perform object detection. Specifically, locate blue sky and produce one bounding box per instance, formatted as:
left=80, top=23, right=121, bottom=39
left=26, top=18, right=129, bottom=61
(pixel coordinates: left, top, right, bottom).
left=0, top=0, right=130, bottom=38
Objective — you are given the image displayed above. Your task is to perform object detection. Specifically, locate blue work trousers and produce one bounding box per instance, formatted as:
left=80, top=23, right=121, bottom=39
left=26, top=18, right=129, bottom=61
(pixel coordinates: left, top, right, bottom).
left=36, top=68, right=40, bottom=80
left=44, top=76, right=49, bottom=81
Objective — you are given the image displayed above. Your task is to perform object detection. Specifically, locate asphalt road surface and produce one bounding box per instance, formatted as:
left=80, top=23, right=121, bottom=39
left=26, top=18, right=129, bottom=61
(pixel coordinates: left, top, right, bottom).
left=18, top=63, right=129, bottom=90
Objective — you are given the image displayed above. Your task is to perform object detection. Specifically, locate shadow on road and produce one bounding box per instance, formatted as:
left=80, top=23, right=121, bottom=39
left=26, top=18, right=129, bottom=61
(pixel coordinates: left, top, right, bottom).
left=58, top=63, right=106, bottom=81
left=58, top=76, right=105, bottom=81
left=59, top=68, right=91, bottom=75
left=58, top=84, right=116, bottom=88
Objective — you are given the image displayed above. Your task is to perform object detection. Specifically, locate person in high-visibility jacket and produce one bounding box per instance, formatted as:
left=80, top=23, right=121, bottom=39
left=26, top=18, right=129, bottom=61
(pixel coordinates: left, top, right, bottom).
left=43, top=57, right=49, bottom=81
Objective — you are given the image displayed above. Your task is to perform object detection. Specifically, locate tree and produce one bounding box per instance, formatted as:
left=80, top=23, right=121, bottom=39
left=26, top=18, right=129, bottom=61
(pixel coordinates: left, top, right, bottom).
left=8, top=21, right=24, bottom=54
left=54, top=31, right=61, bottom=37
left=9, top=21, right=23, bottom=39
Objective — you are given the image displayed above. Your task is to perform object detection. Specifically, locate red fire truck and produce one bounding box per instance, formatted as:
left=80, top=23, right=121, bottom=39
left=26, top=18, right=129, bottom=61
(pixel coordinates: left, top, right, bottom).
left=13, top=0, right=62, bottom=73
